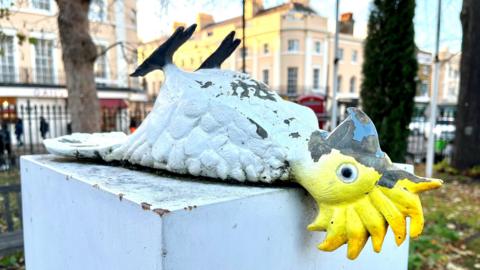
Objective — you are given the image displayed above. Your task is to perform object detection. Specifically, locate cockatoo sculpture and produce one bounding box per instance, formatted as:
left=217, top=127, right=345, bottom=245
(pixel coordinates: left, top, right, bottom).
left=44, top=24, right=442, bottom=259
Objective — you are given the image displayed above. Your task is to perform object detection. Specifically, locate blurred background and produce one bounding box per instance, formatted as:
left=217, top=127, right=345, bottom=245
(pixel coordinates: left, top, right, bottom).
left=0, top=0, right=478, bottom=269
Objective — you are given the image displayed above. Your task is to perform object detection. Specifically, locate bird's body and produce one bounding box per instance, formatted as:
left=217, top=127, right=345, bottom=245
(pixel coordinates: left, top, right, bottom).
left=47, top=65, right=322, bottom=183
left=44, top=25, right=442, bottom=260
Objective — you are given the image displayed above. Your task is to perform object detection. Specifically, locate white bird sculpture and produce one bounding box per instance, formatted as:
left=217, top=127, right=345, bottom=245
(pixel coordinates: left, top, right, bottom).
left=44, top=24, right=442, bottom=259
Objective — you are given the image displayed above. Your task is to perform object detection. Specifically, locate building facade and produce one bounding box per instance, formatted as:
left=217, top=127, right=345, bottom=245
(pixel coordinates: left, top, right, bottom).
left=0, top=0, right=146, bottom=142
left=139, top=0, right=364, bottom=116
left=437, top=49, right=460, bottom=111
left=413, top=48, right=460, bottom=119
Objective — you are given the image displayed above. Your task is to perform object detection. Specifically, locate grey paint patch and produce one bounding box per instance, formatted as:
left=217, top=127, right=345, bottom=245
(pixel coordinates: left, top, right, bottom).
left=326, top=108, right=384, bottom=158
left=196, top=80, right=214, bottom=88
left=283, top=118, right=295, bottom=125
left=308, top=131, right=332, bottom=162
left=378, top=169, right=429, bottom=188
left=289, top=132, right=301, bottom=138
left=247, top=118, right=268, bottom=139
left=230, top=79, right=276, bottom=102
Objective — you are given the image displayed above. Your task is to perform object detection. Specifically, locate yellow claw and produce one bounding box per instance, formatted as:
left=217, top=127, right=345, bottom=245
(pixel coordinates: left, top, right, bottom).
left=307, top=206, right=333, bottom=231
left=318, top=206, right=347, bottom=251
left=380, top=184, right=424, bottom=238
left=346, top=206, right=368, bottom=259
left=399, top=178, right=443, bottom=194
left=293, top=149, right=443, bottom=259
left=354, top=196, right=387, bottom=252
left=369, top=188, right=406, bottom=245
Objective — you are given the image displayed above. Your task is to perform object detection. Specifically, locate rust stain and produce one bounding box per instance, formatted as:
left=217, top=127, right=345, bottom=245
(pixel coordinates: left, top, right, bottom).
left=153, top=208, right=171, bottom=217
left=141, top=202, right=151, bottom=210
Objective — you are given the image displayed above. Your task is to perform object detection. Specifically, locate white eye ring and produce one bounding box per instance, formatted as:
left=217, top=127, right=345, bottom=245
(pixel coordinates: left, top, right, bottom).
left=336, top=163, right=358, bottom=183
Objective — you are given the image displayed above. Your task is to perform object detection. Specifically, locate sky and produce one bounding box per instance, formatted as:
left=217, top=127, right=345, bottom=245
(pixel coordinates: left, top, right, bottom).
left=137, top=0, right=463, bottom=54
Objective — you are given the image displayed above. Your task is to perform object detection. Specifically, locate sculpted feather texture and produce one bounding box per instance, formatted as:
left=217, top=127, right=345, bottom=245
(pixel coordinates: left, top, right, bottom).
left=44, top=25, right=442, bottom=259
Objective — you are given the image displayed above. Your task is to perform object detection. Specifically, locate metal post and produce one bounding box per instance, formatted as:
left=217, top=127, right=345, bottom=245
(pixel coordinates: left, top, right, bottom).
left=330, top=0, right=340, bottom=130
left=26, top=99, right=33, bottom=154
left=426, top=0, right=442, bottom=178
left=242, top=0, right=246, bottom=73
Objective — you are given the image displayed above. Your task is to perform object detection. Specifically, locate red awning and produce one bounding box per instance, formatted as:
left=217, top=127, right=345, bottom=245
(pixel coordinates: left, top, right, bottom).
left=297, top=95, right=325, bottom=114
left=100, top=99, right=128, bottom=109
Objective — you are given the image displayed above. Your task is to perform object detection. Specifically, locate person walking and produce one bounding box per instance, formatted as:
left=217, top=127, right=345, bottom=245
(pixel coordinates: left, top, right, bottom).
left=15, top=118, right=24, bottom=146
left=0, top=122, right=11, bottom=170
left=40, top=116, right=49, bottom=140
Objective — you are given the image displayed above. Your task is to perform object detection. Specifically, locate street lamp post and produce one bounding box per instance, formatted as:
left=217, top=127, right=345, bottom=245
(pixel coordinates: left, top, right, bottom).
left=426, top=0, right=442, bottom=178
left=330, top=0, right=340, bottom=130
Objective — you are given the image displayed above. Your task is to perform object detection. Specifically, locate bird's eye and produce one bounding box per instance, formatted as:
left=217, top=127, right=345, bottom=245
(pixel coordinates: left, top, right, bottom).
left=336, top=163, right=358, bottom=183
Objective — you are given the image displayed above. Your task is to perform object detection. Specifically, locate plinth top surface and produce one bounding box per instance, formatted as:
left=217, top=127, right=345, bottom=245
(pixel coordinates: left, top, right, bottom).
left=22, top=155, right=296, bottom=212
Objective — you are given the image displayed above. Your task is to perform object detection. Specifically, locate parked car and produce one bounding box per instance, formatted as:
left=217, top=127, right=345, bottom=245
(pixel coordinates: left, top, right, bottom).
left=409, top=117, right=455, bottom=140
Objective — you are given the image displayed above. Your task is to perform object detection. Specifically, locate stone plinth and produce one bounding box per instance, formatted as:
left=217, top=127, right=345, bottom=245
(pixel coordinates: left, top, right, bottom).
left=21, top=155, right=409, bottom=270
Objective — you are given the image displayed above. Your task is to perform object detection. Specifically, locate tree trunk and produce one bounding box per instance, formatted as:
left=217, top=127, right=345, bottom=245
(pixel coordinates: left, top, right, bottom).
left=56, top=0, right=101, bottom=132
left=453, top=0, right=480, bottom=169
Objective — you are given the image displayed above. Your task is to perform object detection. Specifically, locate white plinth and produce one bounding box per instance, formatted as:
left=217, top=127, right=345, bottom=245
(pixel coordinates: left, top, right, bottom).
left=21, top=155, right=410, bottom=270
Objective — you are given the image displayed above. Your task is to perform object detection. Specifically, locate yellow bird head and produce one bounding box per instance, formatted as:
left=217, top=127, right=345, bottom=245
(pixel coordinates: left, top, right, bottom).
left=293, top=108, right=442, bottom=260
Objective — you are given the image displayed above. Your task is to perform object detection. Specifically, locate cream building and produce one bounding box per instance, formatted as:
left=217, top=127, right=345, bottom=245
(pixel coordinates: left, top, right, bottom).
left=139, top=0, right=364, bottom=116
left=437, top=48, right=460, bottom=110
left=414, top=48, right=460, bottom=119
left=0, top=0, right=145, bottom=115
left=0, top=0, right=147, bottom=143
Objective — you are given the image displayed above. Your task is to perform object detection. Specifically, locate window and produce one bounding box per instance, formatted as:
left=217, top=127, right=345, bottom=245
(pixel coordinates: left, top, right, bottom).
left=94, top=45, right=107, bottom=79
left=287, top=39, right=299, bottom=52
left=417, top=81, right=428, bottom=96
left=0, top=36, right=15, bottom=82
left=34, top=39, right=54, bottom=84
left=349, top=76, right=356, bottom=93
left=263, top=43, right=269, bottom=54
left=287, top=67, right=298, bottom=95
left=422, top=65, right=429, bottom=75
left=313, top=68, right=320, bottom=89
left=338, top=48, right=344, bottom=61
left=314, top=41, right=321, bottom=54
left=337, top=75, right=342, bottom=92
left=31, top=0, right=51, bottom=10
left=262, top=69, right=269, bottom=85
left=129, top=8, right=137, bottom=25
left=89, top=0, right=106, bottom=21
left=351, top=50, right=358, bottom=63
left=448, top=86, right=456, bottom=96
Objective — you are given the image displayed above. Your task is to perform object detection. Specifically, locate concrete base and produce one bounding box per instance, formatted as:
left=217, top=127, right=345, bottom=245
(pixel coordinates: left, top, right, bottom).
left=21, top=155, right=410, bottom=270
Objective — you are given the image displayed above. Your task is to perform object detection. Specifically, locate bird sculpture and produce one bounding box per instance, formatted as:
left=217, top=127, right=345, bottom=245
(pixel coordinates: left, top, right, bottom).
left=44, top=24, right=442, bottom=259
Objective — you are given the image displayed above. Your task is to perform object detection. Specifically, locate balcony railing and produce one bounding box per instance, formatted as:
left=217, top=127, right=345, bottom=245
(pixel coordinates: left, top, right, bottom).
left=0, top=67, right=143, bottom=90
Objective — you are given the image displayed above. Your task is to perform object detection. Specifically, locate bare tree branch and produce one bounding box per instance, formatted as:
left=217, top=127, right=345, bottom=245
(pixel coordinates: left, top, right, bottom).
left=95, top=41, right=122, bottom=60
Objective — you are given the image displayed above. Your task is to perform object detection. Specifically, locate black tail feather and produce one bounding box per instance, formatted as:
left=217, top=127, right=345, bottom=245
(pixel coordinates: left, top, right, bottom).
left=197, top=31, right=241, bottom=70
left=131, top=24, right=197, bottom=77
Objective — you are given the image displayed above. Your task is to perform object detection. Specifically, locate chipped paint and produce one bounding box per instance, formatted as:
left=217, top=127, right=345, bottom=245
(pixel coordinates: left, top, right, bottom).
left=247, top=118, right=268, bottom=139
left=289, top=132, right=300, bottom=138
left=153, top=208, right=171, bottom=216
left=141, top=202, right=151, bottom=210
